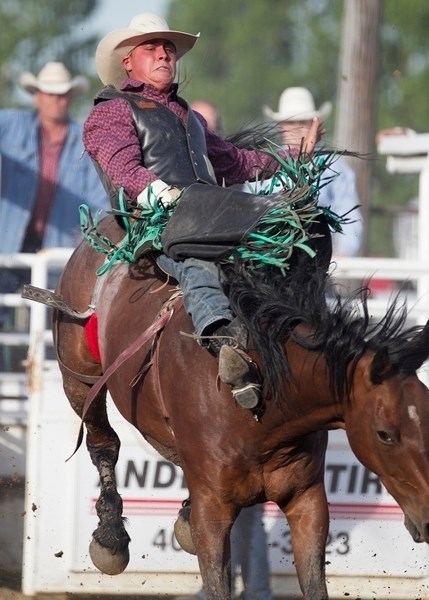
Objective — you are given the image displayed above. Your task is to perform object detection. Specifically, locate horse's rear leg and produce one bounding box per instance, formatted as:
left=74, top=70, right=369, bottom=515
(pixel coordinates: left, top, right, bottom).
left=63, top=375, right=130, bottom=575
left=282, top=483, right=329, bottom=600
left=190, top=495, right=236, bottom=600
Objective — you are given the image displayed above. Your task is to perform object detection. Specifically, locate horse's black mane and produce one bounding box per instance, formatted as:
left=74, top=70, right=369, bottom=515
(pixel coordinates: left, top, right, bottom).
left=226, top=121, right=364, bottom=163
left=221, top=259, right=429, bottom=408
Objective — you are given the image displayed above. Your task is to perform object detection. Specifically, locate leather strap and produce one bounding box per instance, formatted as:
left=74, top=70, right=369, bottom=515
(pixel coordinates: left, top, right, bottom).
left=67, top=297, right=183, bottom=460
left=22, top=284, right=95, bottom=320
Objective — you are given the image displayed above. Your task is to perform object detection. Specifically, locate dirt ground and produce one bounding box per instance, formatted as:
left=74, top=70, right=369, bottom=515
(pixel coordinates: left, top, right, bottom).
left=0, top=579, right=188, bottom=600
left=0, top=594, right=178, bottom=600
left=0, top=572, right=184, bottom=600
left=0, top=590, right=25, bottom=600
left=0, top=586, right=298, bottom=600
left=0, top=572, right=189, bottom=600
left=0, top=569, right=23, bottom=599
left=0, top=588, right=181, bottom=600
left=0, top=570, right=301, bottom=600
left=0, top=575, right=182, bottom=600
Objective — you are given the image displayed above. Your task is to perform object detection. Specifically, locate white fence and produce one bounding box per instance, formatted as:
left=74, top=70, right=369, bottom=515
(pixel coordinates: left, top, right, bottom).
left=2, top=250, right=429, bottom=597
left=2, top=249, right=429, bottom=468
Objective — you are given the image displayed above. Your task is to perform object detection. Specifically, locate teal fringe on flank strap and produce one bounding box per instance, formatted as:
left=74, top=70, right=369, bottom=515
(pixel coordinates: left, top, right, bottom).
left=79, top=152, right=353, bottom=276
left=79, top=183, right=180, bottom=276
left=234, top=148, right=346, bottom=273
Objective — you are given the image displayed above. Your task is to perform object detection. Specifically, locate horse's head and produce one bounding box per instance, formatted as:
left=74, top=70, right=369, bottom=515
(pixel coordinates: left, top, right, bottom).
left=345, top=321, right=429, bottom=544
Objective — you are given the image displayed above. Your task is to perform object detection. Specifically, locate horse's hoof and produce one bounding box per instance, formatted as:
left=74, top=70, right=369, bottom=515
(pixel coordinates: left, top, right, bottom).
left=89, top=538, right=130, bottom=575
left=174, top=507, right=197, bottom=555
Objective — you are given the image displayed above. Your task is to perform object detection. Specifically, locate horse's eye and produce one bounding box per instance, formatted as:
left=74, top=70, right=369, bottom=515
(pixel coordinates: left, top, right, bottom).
left=377, top=430, right=394, bottom=444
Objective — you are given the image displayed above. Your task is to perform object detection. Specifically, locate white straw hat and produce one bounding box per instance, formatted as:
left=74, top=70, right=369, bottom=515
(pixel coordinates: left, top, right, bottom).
left=95, top=12, right=200, bottom=88
left=263, top=87, right=332, bottom=122
left=19, top=62, right=89, bottom=96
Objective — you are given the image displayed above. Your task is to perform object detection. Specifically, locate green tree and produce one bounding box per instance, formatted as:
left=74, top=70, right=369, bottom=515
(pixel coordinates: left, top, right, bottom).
left=168, top=0, right=342, bottom=135
left=379, top=2, right=429, bottom=132
left=167, top=0, right=429, bottom=256
left=0, top=0, right=100, bottom=115
left=370, top=2, right=429, bottom=255
left=168, top=0, right=429, bottom=140
left=2, top=0, right=424, bottom=253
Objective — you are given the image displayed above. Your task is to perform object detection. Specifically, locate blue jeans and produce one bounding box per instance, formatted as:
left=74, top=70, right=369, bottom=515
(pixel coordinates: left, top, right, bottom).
left=231, top=504, right=273, bottom=600
left=193, top=505, right=273, bottom=600
left=156, top=254, right=233, bottom=336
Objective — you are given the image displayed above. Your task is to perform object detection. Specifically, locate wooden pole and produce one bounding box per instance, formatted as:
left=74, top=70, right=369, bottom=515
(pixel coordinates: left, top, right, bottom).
left=334, top=0, right=383, bottom=254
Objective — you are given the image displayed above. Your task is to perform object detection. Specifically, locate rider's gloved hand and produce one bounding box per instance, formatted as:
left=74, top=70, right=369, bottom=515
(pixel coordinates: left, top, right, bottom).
left=137, top=179, right=182, bottom=210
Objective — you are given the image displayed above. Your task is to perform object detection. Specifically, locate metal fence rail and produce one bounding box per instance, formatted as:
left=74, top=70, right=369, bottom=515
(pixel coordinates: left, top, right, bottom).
left=2, top=249, right=429, bottom=427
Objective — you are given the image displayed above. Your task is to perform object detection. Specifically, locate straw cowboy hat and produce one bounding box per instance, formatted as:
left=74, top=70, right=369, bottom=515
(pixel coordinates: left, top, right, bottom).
left=19, top=62, right=89, bottom=96
left=263, top=87, right=332, bottom=122
left=95, top=12, right=200, bottom=88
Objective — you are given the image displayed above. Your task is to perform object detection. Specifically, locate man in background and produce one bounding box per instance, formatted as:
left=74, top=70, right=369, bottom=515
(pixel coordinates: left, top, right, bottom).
left=0, top=61, right=108, bottom=370
left=0, top=61, right=108, bottom=257
left=263, top=86, right=362, bottom=257
left=190, top=99, right=222, bottom=134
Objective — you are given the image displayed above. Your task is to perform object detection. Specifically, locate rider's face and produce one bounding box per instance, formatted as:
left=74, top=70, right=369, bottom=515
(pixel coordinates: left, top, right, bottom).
left=123, top=39, right=177, bottom=92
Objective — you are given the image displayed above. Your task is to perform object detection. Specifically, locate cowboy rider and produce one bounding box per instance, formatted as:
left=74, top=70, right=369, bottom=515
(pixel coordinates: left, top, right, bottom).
left=83, top=12, right=321, bottom=410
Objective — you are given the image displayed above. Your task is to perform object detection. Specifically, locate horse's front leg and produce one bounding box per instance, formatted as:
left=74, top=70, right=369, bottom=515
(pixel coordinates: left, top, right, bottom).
left=282, top=482, right=329, bottom=600
left=63, top=374, right=131, bottom=575
left=190, top=494, right=236, bottom=600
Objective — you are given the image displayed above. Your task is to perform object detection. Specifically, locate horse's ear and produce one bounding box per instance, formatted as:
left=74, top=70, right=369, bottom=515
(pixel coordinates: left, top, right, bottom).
left=414, top=319, right=429, bottom=348
left=370, top=347, right=393, bottom=384
left=395, top=320, right=429, bottom=375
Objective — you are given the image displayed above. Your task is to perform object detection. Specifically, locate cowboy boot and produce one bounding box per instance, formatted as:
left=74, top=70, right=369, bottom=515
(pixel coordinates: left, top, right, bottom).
left=206, top=318, right=262, bottom=409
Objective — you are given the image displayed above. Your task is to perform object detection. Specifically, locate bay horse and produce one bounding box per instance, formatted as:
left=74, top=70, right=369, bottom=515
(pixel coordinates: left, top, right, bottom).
left=50, top=213, right=429, bottom=600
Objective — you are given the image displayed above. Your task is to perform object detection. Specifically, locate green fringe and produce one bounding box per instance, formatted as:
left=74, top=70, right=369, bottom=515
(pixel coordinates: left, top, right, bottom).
left=231, top=149, right=347, bottom=274
left=79, top=184, right=179, bottom=276
left=79, top=152, right=354, bottom=276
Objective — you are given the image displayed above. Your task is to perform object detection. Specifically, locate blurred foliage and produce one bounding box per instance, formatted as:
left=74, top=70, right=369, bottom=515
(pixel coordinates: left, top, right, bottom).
left=370, top=2, right=429, bottom=256
left=0, top=0, right=427, bottom=255
left=168, top=0, right=342, bottom=138
left=168, top=0, right=428, bottom=256
left=168, top=0, right=429, bottom=143
left=378, top=2, right=429, bottom=132
left=0, top=0, right=99, bottom=118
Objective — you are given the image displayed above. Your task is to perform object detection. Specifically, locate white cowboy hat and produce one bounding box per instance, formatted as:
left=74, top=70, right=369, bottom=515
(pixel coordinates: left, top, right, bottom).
left=95, top=12, right=200, bottom=89
left=19, top=62, right=89, bottom=96
left=263, top=87, right=332, bottom=122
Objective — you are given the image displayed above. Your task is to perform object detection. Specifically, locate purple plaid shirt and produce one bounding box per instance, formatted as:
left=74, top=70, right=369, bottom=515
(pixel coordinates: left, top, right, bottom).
left=83, top=79, right=281, bottom=200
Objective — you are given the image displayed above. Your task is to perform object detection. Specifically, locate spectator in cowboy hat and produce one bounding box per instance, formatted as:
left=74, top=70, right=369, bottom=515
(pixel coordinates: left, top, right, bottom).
left=0, top=61, right=108, bottom=255
left=0, top=61, right=109, bottom=370
left=19, top=61, right=89, bottom=97
left=262, top=86, right=362, bottom=256
left=263, top=86, right=333, bottom=124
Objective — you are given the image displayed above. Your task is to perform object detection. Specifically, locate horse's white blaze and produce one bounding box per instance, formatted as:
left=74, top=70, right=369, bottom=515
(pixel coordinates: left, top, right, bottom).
left=408, top=404, right=421, bottom=426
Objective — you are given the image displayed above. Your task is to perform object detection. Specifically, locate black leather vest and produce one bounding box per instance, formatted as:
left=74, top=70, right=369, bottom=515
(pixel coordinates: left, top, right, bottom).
left=93, top=85, right=217, bottom=208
